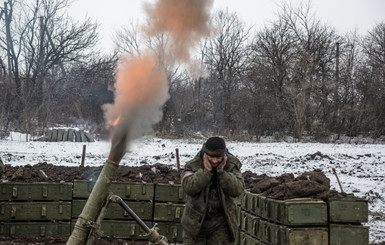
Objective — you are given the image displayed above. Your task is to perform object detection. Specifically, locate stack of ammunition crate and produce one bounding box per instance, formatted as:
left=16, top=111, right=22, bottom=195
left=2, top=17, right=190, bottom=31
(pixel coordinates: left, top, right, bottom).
left=238, top=191, right=369, bottom=245
left=0, top=182, right=73, bottom=238
left=0, top=181, right=185, bottom=242
left=0, top=181, right=370, bottom=244
left=153, top=183, right=185, bottom=242
left=71, top=180, right=154, bottom=240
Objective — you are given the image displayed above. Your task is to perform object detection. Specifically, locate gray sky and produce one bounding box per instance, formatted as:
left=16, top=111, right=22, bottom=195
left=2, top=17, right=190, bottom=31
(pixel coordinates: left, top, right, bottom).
left=68, top=0, right=385, bottom=53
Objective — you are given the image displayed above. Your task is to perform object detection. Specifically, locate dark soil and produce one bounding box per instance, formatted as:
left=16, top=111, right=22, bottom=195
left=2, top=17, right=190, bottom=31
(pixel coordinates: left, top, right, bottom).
left=3, top=162, right=182, bottom=184
left=243, top=169, right=349, bottom=200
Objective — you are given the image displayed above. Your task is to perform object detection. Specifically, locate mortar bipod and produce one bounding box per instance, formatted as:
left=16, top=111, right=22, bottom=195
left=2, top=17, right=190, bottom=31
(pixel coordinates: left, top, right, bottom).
left=85, top=193, right=169, bottom=245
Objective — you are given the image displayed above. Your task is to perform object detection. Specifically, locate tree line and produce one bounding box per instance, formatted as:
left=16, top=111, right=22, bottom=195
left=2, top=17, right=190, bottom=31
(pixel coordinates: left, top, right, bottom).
left=0, top=0, right=384, bottom=141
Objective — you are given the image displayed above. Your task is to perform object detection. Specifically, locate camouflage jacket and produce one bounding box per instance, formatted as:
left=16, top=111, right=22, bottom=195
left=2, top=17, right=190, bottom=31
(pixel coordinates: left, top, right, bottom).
left=181, top=150, right=245, bottom=240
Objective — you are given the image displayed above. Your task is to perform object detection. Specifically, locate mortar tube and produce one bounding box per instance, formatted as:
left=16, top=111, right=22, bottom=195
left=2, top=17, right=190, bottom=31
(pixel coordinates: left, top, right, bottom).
left=67, top=160, right=119, bottom=245
left=111, top=195, right=151, bottom=233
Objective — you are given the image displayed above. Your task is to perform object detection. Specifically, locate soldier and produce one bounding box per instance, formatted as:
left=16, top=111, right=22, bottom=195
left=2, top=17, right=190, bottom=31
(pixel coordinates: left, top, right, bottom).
left=181, top=137, right=245, bottom=245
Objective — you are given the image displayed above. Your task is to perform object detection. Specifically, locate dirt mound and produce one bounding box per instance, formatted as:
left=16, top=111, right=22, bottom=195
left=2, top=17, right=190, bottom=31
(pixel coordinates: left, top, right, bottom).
left=244, top=169, right=347, bottom=200
left=3, top=162, right=182, bottom=184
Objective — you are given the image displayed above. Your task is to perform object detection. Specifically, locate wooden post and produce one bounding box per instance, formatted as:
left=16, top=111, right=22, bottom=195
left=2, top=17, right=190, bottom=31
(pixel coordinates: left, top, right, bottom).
left=81, top=144, right=86, bottom=167
left=176, top=148, right=180, bottom=170
left=332, top=168, right=344, bottom=193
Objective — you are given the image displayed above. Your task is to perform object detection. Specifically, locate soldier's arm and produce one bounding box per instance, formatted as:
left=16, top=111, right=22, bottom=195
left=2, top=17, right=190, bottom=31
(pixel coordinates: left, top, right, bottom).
left=218, top=157, right=245, bottom=197
left=182, top=163, right=212, bottom=196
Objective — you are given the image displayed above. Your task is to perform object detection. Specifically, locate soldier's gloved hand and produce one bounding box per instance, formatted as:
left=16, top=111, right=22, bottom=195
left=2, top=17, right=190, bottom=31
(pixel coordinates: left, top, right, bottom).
left=216, top=154, right=227, bottom=172
left=203, top=153, right=213, bottom=172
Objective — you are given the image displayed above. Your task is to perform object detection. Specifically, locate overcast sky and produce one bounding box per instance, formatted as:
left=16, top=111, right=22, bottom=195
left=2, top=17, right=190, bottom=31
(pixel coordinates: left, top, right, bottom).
left=67, top=0, right=385, bottom=53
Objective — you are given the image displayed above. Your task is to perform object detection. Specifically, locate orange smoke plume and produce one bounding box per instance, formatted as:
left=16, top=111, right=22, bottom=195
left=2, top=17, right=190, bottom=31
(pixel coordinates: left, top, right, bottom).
left=143, top=0, right=213, bottom=63
left=103, top=54, right=169, bottom=142
left=103, top=0, right=213, bottom=157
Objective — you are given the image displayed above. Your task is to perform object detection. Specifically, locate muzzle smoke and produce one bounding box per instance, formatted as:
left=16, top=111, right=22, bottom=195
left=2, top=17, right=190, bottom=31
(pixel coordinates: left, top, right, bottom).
left=103, top=0, right=213, bottom=153
left=143, top=0, right=213, bottom=63
left=103, top=54, right=169, bottom=143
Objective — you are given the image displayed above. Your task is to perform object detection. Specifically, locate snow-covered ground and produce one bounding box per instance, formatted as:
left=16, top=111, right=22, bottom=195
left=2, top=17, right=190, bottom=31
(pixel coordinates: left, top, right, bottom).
left=1, top=133, right=384, bottom=243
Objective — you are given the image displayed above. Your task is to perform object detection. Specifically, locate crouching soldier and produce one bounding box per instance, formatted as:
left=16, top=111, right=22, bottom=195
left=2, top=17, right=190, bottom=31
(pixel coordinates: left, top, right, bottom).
left=181, top=137, right=245, bottom=245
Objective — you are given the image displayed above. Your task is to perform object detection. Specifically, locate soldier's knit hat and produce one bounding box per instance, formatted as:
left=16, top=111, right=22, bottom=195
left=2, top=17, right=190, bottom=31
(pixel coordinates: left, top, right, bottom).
left=204, top=137, right=226, bottom=157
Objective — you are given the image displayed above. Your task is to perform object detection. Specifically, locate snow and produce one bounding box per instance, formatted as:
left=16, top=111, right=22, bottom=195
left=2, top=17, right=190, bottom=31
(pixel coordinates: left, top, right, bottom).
left=1, top=134, right=384, bottom=243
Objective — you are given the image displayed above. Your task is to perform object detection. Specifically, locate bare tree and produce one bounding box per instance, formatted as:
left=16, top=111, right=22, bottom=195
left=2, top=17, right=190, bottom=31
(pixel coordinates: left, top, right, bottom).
left=0, top=0, right=98, bottom=133
left=202, top=10, right=251, bottom=134
left=358, top=22, right=385, bottom=136
left=248, top=2, right=340, bottom=140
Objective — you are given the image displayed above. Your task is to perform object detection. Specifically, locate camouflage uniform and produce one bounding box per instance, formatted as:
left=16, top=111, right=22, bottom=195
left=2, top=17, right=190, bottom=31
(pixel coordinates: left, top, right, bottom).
left=0, top=158, right=4, bottom=180
left=181, top=150, right=244, bottom=245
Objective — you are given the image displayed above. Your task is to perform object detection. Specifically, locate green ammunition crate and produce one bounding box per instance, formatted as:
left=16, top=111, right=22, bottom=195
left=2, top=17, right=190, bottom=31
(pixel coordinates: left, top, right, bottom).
left=329, top=223, right=369, bottom=245
left=157, top=222, right=183, bottom=242
left=328, top=196, right=368, bottom=223
left=241, top=191, right=248, bottom=210
left=240, top=210, right=247, bottom=231
left=277, top=226, right=328, bottom=245
left=241, top=211, right=259, bottom=238
left=0, top=182, right=73, bottom=201
left=154, top=183, right=185, bottom=202
left=242, top=191, right=260, bottom=215
left=268, top=198, right=328, bottom=226
left=0, top=221, right=71, bottom=238
left=239, top=231, right=263, bottom=245
left=258, top=219, right=269, bottom=243
left=0, top=202, right=71, bottom=221
left=258, top=195, right=268, bottom=220
left=269, top=222, right=283, bottom=245
left=246, top=192, right=257, bottom=214
left=71, top=219, right=152, bottom=239
left=72, top=199, right=153, bottom=220
left=73, top=180, right=154, bottom=201
left=153, top=202, right=184, bottom=222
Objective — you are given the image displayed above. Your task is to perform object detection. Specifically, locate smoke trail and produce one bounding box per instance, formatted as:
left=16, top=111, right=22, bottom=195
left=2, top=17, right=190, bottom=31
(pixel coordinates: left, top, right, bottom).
left=103, top=0, right=213, bottom=153
left=143, top=0, right=213, bottom=63
left=102, top=54, right=169, bottom=144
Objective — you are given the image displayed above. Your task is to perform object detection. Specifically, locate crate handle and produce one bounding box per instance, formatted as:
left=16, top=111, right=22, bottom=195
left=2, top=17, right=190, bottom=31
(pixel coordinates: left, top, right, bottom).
left=130, top=224, right=136, bottom=236
left=11, top=205, right=16, bottom=218
left=10, top=225, right=15, bottom=236
left=125, top=185, right=131, bottom=197
left=12, top=187, right=17, bottom=198
left=40, top=225, right=46, bottom=237
left=42, top=186, right=48, bottom=198
left=172, top=227, right=178, bottom=239
left=41, top=205, right=47, bottom=217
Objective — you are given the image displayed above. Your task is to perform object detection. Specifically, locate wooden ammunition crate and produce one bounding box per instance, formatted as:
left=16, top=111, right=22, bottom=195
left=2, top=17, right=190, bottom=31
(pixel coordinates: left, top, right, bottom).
left=71, top=199, right=153, bottom=220
left=329, top=223, right=369, bottom=245
left=73, top=180, right=154, bottom=201
left=328, top=196, right=368, bottom=223
left=0, top=202, right=71, bottom=221
left=0, top=221, right=71, bottom=238
left=0, top=182, right=73, bottom=201
left=153, top=202, right=184, bottom=222
left=156, top=222, right=183, bottom=242
left=71, top=219, right=152, bottom=239
left=154, top=183, right=185, bottom=202
left=268, top=198, right=328, bottom=226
